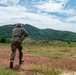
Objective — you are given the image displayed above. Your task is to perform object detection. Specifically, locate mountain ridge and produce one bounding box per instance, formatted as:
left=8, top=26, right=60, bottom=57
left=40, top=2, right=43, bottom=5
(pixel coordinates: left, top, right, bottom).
left=0, top=24, right=76, bottom=42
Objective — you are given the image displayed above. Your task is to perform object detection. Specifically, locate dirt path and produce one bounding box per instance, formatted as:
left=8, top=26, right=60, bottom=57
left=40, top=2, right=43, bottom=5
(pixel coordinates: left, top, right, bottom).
left=0, top=49, right=76, bottom=74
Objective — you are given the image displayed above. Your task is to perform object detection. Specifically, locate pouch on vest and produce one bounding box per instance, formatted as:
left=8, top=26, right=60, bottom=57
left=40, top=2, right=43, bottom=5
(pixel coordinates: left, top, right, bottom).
left=11, top=37, right=21, bottom=42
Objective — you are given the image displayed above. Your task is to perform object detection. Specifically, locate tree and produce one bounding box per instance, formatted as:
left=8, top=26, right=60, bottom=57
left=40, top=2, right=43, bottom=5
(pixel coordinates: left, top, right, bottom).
left=0, top=38, right=6, bottom=43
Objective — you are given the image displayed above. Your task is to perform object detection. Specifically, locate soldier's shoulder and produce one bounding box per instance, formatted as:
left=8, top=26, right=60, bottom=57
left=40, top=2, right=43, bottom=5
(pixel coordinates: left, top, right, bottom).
left=21, top=28, right=25, bottom=30
left=13, top=28, right=17, bottom=30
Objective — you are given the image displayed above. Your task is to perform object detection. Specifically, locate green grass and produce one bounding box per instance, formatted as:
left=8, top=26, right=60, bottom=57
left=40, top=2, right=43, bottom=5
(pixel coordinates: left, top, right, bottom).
left=32, top=65, right=63, bottom=75
left=27, top=49, right=64, bottom=59
left=18, top=41, right=73, bottom=47
left=0, top=65, right=63, bottom=75
left=0, top=65, right=24, bottom=75
left=24, top=42, right=76, bottom=59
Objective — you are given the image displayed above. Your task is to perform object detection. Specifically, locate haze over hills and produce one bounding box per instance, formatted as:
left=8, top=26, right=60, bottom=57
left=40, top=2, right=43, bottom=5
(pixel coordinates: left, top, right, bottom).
left=0, top=24, right=76, bottom=42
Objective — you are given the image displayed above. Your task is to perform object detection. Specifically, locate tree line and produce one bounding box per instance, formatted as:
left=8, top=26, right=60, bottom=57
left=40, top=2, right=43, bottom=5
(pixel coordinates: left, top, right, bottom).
left=0, top=38, right=10, bottom=43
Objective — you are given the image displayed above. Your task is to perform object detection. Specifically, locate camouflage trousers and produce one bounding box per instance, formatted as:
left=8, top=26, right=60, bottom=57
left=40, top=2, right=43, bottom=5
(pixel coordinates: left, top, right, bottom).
left=10, top=41, right=23, bottom=62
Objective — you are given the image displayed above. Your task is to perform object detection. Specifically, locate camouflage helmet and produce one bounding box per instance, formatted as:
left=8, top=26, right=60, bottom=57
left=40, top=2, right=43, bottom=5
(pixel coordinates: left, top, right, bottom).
left=16, top=23, right=23, bottom=27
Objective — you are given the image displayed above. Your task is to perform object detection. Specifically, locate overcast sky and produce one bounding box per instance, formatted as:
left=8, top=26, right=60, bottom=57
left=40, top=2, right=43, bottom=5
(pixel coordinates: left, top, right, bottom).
left=0, top=0, right=76, bottom=32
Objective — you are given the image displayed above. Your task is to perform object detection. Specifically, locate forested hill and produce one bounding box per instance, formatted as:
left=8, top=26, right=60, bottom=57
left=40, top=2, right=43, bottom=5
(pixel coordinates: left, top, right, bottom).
left=0, top=24, right=76, bottom=42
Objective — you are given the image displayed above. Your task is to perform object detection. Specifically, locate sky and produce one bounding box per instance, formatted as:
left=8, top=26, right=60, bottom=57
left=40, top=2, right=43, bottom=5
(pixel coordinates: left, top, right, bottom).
left=0, top=0, right=76, bottom=32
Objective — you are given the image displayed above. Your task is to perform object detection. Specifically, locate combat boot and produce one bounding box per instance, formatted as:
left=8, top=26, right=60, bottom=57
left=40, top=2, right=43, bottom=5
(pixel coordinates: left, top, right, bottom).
left=9, top=62, right=13, bottom=69
left=19, top=59, right=24, bottom=65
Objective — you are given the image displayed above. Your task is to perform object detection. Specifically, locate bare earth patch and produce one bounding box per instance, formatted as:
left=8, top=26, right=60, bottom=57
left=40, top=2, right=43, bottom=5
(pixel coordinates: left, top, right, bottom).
left=0, top=47, right=76, bottom=75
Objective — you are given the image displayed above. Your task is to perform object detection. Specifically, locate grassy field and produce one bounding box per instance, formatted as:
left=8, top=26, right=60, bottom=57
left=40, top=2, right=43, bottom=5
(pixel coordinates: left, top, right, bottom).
left=23, top=42, right=76, bottom=59
left=0, top=42, right=76, bottom=75
left=0, top=65, right=63, bottom=75
left=0, top=65, right=24, bottom=75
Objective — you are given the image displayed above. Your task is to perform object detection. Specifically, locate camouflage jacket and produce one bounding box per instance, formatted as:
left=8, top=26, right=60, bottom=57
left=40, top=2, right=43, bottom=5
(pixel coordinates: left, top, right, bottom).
left=11, top=27, right=28, bottom=42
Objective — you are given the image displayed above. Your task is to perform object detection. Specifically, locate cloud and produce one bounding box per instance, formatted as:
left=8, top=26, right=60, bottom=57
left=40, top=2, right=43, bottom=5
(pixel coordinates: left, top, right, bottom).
left=34, top=0, right=76, bottom=26
left=35, top=0, right=76, bottom=16
left=0, top=5, right=26, bottom=24
left=0, top=0, right=76, bottom=33
left=65, top=16, right=76, bottom=23
left=35, top=0, right=67, bottom=12
left=0, top=0, right=19, bottom=5
left=0, top=5, right=76, bottom=32
left=37, top=3, right=62, bottom=12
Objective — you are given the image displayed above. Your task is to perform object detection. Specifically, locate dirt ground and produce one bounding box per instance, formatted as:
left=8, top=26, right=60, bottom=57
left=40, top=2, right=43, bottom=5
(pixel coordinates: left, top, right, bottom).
left=0, top=47, right=76, bottom=75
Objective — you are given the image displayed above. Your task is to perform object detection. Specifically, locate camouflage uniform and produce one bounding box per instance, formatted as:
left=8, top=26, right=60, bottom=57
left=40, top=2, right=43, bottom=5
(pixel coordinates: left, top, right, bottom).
left=10, top=23, right=28, bottom=69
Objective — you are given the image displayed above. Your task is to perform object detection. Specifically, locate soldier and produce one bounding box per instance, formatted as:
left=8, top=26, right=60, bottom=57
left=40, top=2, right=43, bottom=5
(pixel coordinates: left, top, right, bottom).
left=9, top=23, right=28, bottom=69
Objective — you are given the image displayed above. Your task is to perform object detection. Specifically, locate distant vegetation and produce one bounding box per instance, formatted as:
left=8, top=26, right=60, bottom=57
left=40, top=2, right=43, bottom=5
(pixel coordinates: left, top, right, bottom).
left=0, top=38, right=10, bottom=43
left=0, top=24, right=76, bottom=42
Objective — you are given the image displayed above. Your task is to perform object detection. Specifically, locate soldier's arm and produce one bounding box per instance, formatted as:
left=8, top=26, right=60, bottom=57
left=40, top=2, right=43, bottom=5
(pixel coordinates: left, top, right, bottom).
left=12, top=29, right=14, bottom=37
left=22, top=28, right=28, bottom=37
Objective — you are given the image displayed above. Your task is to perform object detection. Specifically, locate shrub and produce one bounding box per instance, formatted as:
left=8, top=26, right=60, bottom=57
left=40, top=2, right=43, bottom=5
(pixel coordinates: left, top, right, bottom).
left=0, top=38, right=6, bottom=43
